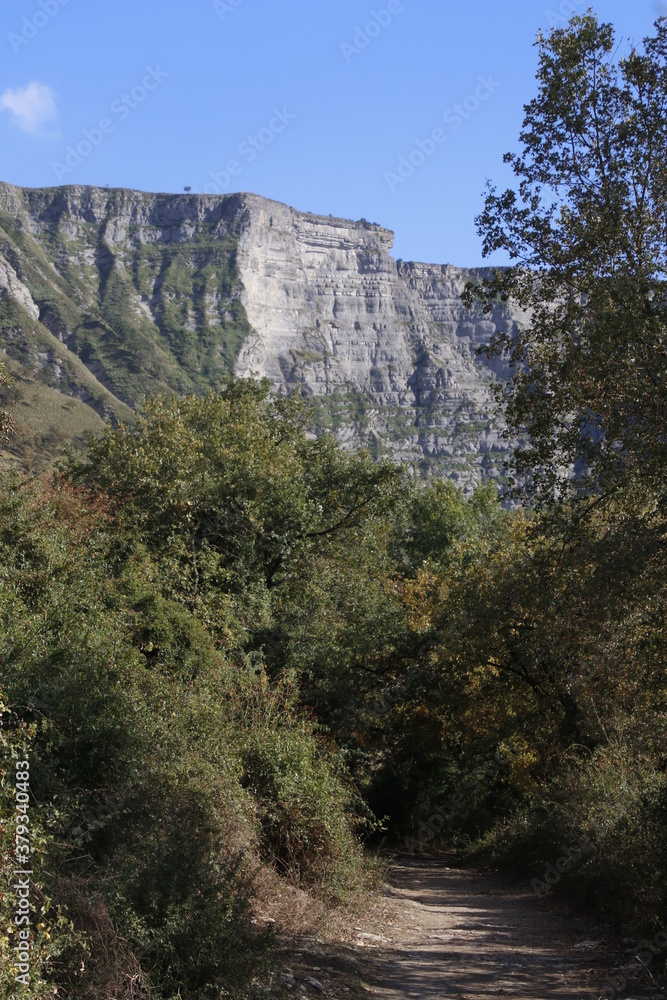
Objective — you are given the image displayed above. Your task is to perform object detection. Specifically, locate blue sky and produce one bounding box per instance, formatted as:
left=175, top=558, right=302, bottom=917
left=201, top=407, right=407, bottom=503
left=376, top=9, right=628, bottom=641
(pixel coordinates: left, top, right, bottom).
left=0, top=0, right=663, bottom=265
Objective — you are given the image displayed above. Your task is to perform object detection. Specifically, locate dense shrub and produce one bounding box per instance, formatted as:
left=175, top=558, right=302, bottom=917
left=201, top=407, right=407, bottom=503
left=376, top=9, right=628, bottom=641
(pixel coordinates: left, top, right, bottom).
left=0, top=469, right=372, bottom=997
left=231, top=670, right=375, bottom=899
left=2, top=363, right=665, bottom=997
left=472, top=742, right=667, bottom=933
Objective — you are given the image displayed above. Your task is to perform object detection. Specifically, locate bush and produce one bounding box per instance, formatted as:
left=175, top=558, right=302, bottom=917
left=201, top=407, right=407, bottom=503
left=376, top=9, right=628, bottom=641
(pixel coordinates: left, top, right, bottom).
left=0, top=468, right=374, bottom=996
left=471, top=741, right=667, bottom=934
left=231, top=669, right=376, bottom=901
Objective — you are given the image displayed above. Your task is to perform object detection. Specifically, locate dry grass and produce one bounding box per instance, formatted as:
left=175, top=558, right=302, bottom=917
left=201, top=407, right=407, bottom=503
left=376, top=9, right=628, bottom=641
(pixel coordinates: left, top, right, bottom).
left=53, top=877, right=152, bottom=1000
left=0, top=370, right=105, bottom=470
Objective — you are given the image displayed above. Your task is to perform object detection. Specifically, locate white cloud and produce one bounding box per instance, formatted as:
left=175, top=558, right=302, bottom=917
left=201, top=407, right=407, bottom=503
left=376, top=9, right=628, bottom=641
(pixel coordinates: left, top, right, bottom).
left=0, top=81, right=58, bottom=136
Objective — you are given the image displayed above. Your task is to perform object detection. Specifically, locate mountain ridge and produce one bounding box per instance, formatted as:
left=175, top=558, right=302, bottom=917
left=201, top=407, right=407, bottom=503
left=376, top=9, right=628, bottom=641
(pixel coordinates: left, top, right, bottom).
left=0, top=182, right=523, bottom=482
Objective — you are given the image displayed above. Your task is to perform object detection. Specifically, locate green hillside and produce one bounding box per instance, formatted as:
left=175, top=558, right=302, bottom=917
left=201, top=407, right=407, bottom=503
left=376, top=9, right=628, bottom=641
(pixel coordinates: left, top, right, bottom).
left=0, top=185, right=251, bottom=464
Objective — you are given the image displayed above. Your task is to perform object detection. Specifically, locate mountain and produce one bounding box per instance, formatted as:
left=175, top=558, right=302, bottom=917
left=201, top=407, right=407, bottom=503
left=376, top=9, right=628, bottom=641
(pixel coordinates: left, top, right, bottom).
left=0, top=182, right=523, bottom=483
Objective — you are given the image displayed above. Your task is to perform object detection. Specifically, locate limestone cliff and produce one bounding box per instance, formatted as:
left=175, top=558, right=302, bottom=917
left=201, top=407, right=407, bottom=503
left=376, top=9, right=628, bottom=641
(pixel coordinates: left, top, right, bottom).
left=0, top=183, right=522, bottom=482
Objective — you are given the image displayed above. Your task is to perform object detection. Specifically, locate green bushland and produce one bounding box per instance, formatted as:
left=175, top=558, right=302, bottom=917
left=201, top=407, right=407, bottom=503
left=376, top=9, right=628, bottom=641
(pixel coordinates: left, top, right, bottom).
left=0, top=380, right=397, bottom=998
left=0, top=475, right=268, bottom=998
left=376, top=491, right=667, bottom=937
left=0, top=370, right=665, bottom=997
left=62, top=376, right=667, bottom=951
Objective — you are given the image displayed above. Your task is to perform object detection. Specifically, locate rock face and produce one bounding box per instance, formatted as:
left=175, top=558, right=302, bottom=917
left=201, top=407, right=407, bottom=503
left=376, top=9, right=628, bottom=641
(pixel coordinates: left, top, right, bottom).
left=234, top=193, right=522, bottom=485
left=0, top=183, right=523, bottom=482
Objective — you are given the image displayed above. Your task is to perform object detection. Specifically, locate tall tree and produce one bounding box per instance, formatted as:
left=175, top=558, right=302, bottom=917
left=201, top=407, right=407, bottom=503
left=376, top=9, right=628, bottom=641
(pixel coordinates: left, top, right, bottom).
left=67, top=379, right=403, bottom=651
left=466, top=15, right=667, bottom=506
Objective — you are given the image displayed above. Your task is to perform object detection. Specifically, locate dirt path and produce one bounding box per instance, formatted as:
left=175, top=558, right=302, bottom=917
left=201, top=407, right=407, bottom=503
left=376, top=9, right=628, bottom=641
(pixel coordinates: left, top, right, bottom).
left=354, top=856, right=609, bottom=999
left=277, top=855, right=665, bottom=999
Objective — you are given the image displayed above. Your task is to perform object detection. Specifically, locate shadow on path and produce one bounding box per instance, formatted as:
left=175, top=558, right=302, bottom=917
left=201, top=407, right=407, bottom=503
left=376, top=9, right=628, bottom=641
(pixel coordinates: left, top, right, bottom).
left=359, top=855, right=619, bottom=1000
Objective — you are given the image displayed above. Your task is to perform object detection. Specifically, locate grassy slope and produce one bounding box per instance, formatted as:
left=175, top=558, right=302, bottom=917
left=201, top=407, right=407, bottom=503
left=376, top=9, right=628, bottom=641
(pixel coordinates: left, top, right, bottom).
left=0, top=366, right=106, bottom=470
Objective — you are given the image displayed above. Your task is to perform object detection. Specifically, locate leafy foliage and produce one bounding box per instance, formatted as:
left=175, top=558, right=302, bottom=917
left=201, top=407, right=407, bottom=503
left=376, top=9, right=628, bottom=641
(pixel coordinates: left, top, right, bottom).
left=0, top=458, right=375, bottom=998
left=466, top=14, right=667, bottom=505
left=67, top=379, right=403, bottom=654
left=449, top=14, right=667, bottom=939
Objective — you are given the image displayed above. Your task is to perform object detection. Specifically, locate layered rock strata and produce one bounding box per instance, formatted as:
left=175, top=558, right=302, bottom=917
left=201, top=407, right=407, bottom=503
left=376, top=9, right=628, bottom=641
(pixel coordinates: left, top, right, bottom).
left=0, top=183, right=523, bottom=483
